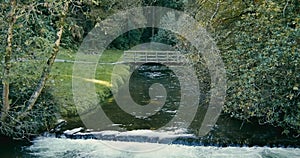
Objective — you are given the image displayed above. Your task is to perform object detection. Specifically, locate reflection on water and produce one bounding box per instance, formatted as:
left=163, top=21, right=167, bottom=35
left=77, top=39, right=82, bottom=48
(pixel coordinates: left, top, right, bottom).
left=102, top=63, right=185, bottom=130
left=2, top=64, right=299, bottom=157
left=79, top=63, right=298, bottom=147
left=0, top=137, right=33, bottom=158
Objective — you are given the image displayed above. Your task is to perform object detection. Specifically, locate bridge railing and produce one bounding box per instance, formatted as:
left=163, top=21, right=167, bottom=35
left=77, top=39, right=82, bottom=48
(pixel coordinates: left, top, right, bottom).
left=123, top=50, right=186, bottom=64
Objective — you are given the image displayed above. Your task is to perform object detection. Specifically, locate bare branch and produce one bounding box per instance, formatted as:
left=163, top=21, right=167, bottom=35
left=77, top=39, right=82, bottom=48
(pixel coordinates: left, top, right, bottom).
left=283, top=0, right=289, bottom=16
left=209, top=0, right=220, bottom=26
left=24, top=1, right=70, bottom=113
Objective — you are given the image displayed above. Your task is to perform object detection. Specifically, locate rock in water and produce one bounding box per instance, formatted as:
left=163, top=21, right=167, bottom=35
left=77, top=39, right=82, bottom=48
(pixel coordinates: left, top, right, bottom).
left=49, top=119, right=67, bottom=137
left=63, top=127, right=85, bottom=135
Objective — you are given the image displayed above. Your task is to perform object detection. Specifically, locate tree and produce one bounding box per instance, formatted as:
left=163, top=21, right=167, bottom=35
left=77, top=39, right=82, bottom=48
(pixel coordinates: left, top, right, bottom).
left=0, top=0, right=70, bottom=139
left=155, top=0, right=299, bottom=136
left=1, top=0, right=17, bottom=121
left=0, top=0, right=145, bottom=139
left=188, top=0, right=300, bottom=135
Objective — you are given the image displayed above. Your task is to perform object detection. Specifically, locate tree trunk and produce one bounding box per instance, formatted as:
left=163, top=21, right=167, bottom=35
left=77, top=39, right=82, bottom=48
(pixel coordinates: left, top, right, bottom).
left=1, top=0, right=17, bottom=121
left=24, top=2, right=69, bottom=112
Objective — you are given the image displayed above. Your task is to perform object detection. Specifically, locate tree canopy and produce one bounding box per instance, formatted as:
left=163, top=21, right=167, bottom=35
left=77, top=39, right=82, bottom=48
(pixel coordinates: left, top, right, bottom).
left=0, top=0, right=299, bottom=139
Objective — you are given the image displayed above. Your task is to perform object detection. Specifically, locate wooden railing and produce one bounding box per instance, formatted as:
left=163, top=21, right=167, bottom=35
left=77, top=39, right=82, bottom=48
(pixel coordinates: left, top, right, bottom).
left=123, top=50, right=185, bottom=64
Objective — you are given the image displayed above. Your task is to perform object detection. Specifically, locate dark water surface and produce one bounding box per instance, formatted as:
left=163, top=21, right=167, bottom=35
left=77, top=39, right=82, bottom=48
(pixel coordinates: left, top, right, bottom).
left=1, top=63, right=299, bottom=157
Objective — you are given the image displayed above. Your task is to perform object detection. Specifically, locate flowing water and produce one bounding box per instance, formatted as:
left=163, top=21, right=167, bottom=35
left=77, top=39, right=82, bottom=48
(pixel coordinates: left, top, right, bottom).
left=12, top=137, right=300, bottom=158
left=1, top=63, right=299, bottom=157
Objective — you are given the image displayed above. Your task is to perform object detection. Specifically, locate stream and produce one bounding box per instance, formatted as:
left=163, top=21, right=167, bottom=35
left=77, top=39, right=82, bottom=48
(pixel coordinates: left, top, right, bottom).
left=1, top=63, right=299, bottom=157
left=2, top=137, right=300, bottom=158
left=21, top=138, right=300, bottom=158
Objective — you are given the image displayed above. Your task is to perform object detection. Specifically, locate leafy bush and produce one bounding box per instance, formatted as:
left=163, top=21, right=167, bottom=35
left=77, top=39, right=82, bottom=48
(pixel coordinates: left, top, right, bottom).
left=217, top=1, right=300, bottom=135
left=157, top=0, right=300, bottom=135
left=0, top=61, right=58, bottom=138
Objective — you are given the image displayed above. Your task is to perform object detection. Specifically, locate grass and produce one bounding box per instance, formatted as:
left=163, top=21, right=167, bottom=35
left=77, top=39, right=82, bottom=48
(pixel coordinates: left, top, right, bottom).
left=50, top=48, right=124, bottom=120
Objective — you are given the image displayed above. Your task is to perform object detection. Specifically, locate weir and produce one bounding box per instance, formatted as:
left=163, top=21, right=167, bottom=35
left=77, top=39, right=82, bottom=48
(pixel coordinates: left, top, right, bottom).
left=62, top=129, right=196, bottom=145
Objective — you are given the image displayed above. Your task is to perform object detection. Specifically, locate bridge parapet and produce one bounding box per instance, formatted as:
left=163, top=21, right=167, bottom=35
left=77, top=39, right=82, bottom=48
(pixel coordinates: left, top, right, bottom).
left=122, top=50, right=186, bottom=64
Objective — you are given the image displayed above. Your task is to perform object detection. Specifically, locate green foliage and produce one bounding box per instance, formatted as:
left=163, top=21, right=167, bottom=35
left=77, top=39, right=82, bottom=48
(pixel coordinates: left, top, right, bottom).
left=0, top=60, right=58, bottom=138
left=61, top=0, right=144, bottom=49
left=111, top=64, right=131, bottom=94
left=110, top=29, right=144, bottom=50
left=159, top=0, right=300, bottom=135
left=0, top=0, right=67, bottom=139
left=212, top=0, right=300, bottom=135
left=142, top=0, right=186, bottom=10
left=51, top=50, right=125, bottom=117
left=152, top=12, right=195, bottom=54
left=1, top=0, right=298, bottom=138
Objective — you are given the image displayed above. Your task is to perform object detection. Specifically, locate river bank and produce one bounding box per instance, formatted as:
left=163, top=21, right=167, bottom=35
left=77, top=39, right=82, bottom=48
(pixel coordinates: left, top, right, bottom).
left=50, top=56, right=300, bottom=147
left=0, top=110, right=299, bottom=157
left=57, top=114, right=300, bottom=148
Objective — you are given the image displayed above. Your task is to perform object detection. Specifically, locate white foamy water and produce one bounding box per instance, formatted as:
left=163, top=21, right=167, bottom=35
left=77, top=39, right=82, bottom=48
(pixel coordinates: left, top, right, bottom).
left=63, top=129, right=195, bottom=145
left=26, top=137, right=300, bottom=158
